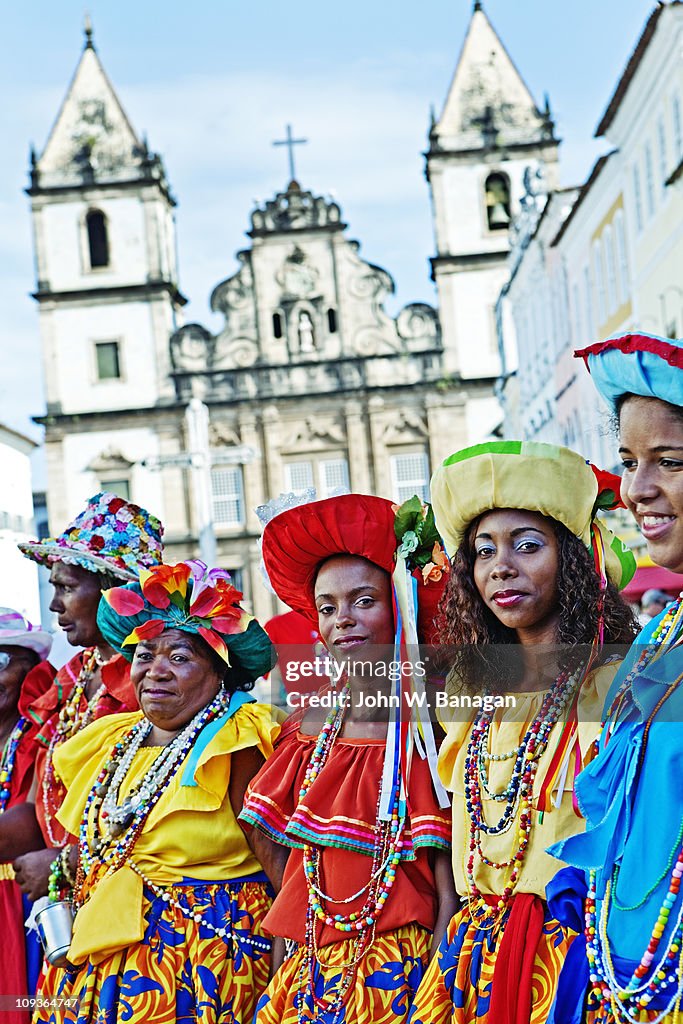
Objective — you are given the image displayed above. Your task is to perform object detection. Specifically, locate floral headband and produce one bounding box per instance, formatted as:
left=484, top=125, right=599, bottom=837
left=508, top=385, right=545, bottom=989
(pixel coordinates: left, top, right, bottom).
left=98, top=560, right=275, bottom=682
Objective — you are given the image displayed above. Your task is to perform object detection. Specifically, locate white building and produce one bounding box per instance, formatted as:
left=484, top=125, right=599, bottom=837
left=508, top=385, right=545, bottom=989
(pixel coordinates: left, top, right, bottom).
left=26, top=5, right=562, bottom=616
left=426, top=0, right=560, bottom=439
left=0, top=425, right=41, bottom=621
left=499, top=1, right=683, bottom=468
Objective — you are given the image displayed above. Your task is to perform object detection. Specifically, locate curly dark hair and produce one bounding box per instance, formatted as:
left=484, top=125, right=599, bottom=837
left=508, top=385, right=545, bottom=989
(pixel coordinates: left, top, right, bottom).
left=434, top=514, right=638, bottom=693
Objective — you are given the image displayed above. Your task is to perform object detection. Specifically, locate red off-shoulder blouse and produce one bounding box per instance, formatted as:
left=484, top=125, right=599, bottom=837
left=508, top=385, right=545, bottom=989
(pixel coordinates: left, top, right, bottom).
left=241, top=715, right=451, bottom=946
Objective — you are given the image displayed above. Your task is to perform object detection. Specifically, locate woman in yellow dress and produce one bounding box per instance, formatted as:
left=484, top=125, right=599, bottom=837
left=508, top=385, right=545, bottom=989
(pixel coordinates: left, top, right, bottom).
left=33, top=559, right=279, bottom=1024
left=408, top=441, right=638, bottom=1024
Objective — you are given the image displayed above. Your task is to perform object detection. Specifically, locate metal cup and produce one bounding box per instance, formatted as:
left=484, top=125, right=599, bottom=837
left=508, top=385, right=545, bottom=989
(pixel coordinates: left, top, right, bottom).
left=35, top=900, right=75, bottom=966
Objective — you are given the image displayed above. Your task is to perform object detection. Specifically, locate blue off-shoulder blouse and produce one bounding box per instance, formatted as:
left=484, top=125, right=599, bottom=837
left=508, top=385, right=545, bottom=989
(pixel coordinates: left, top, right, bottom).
left=549, top=609, right=683, bottom=962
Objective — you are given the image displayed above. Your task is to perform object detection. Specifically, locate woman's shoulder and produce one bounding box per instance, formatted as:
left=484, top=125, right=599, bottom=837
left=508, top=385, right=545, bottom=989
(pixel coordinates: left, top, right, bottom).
left=53, top=710, right=143, bottom=789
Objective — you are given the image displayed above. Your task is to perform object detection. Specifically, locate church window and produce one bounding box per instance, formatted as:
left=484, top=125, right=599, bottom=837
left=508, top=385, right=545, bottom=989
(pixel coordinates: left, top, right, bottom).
left=603, top=226, right=617, bottom=314
left=95, top=340, right=121, bottom=380
left=615, top=211, right=629, bottom=306
left=390, top=452, right=430, bottom=503
left=572, top=284, right=582, bottom=345
left=673, top=93, right=682, bottom=160
left=273, top=312, right=284, bottom=339
left=86, top=209, right=110, bottom=268
left=327, top=308, right=338, bottom=334
left=284, top=461, right=314, bottom=495
left=484, top=172, right=511, bottom=231
left=226, top=568, right=243, bottom=593
left=658, top=117, right=668, bottom=197
left=100, top=478, right=130, bottom=501
left=592, top=242, right=607, bottom=326
left=211, top=467, right=244, bottom=527
left=632, top=164, right=643, bottom=233
left=644, top=143, right=655, bottom=217
left=319, top=459, right=349, bottom=499
left=583, top=266, right=594, bottom=337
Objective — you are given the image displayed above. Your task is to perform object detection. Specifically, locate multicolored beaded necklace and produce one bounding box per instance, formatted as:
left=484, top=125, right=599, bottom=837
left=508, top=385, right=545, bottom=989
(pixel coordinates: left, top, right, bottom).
left=601, top=597, right=683, bottom=744
left=585, top=596, right=683, bottom=1023
left=74, top=689, right=230, bottom=907
left=464, top=660, right=585, bottom=927
left=42, top=648, right=107, bottom=845
left=296, top=680, right=406, bottom=1024
left=0, top=718, right=31, bottom=814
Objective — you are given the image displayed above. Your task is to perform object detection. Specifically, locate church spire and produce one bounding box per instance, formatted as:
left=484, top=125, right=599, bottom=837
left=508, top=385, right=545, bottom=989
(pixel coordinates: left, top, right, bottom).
left=83, top=12, right=95, bottom=50
left=431, top=2, right=556, bottom=152
left=30, top=26, right=169, bottom=192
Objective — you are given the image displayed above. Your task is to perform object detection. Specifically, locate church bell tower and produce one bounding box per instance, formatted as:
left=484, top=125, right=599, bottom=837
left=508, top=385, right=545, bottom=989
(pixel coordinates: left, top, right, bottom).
left=426, top=1, right=559, bottom=436
left=27, top=21, right=186, bottom=526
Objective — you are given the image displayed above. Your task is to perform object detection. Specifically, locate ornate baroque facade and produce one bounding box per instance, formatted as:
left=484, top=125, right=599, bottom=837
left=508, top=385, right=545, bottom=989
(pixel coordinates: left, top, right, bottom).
left=28, top=6, right=560, bottom=619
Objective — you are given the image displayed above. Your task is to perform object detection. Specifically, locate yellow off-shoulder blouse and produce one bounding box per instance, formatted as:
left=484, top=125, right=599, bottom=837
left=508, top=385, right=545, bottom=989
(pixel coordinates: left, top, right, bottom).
left=53, top=697, right=282, bottom=964
left=440, top=661, right=620, bottom=900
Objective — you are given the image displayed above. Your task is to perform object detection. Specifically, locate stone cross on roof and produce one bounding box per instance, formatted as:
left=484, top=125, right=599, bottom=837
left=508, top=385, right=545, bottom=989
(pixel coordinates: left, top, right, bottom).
left=272, top=124, right=308, bottom=185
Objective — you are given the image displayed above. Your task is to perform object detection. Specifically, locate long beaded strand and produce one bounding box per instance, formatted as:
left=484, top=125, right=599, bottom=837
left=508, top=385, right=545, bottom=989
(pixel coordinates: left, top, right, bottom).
left=74, top=689, right=230, bottom=905
left=294, top=681, right=406, bottom=1024
left=0, top=718, right=31, bottom=814
left=42, top=649, right=106, bottom=845
left=585, top=653, right=683, bottom=1024
left=464, top=663, right=583, bottom=925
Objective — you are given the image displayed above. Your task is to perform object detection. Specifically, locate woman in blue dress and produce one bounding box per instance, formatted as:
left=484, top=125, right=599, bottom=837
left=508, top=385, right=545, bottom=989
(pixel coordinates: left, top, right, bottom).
left=549, top=331, right=683, bottom=1024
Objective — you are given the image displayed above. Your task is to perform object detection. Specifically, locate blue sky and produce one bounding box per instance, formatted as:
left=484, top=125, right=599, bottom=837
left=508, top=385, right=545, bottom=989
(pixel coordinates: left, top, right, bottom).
left=1, top=0, right=652, bottom=440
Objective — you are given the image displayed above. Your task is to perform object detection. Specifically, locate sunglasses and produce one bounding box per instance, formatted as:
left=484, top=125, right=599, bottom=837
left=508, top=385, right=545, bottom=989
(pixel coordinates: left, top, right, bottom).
left=0, top=651, right=34, bottom=670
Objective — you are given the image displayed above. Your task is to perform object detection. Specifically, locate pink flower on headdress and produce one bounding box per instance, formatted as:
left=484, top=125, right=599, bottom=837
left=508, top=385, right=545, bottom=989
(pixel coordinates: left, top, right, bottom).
left=185, top=560, right=247, bottom=633
left=92, top=514, right=106, bottom=527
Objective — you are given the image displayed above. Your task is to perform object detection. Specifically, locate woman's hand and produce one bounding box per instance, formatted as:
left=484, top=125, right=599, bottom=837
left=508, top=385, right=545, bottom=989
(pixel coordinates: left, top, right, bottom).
left=0, top=802, right=45, bottom=861
left=13, top=846, right=59, bottom=901
left=429, top=850, right=459, bottom=961
left=230, top=745, right=291, bottom=891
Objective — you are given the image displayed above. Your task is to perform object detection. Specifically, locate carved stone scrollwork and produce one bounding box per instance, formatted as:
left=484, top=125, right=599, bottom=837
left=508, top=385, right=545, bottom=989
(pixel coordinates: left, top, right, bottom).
left=249, top=183, right=346, bottom=235
left=211, top=255, right=254, bottom=316
left=223, top=338, right=259, bottom=368
left=282, top=415, right=346, bottom=452
left=169, top=323, right=215, bottom=372
left=208, top=421, right=242, bottom=447
left=396, top=303, right=441, bottom=348
left=277, top=247, right=320, bottom=299
left=86, top=447, right=134, bottom=473
left=381, top=410, right=429, bottom=444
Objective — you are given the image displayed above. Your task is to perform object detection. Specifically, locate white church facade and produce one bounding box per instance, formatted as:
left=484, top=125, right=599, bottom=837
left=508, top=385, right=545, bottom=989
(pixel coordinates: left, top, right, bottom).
left=27, top=5, right=560, bottom=618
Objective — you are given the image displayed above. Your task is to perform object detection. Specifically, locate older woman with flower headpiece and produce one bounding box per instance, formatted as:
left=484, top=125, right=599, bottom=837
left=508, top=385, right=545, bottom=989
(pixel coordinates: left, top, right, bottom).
left=240, top=493, right=456, bottom=1024
left=32, top=559, right=279, bottom=1024
left=407, top=441, right=638, bottom=1024
left=0, top=494, right=164, bottom=907
left=547, top=333, right=683, bottom=1024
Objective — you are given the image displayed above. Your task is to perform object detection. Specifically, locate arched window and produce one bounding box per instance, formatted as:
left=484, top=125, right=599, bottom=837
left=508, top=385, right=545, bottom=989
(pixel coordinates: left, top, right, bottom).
left=272, top=312, right=283, bottom=339
left=484, top=172, right=511, bottom=231
left=86, top=209, right=109, bottom=268
left=327, top=308, right=338, bottom=334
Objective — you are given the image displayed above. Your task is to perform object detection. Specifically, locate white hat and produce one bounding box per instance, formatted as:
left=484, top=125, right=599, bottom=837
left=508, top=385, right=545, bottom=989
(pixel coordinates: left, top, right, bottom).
left=0, top=608, right=52, bottom=660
